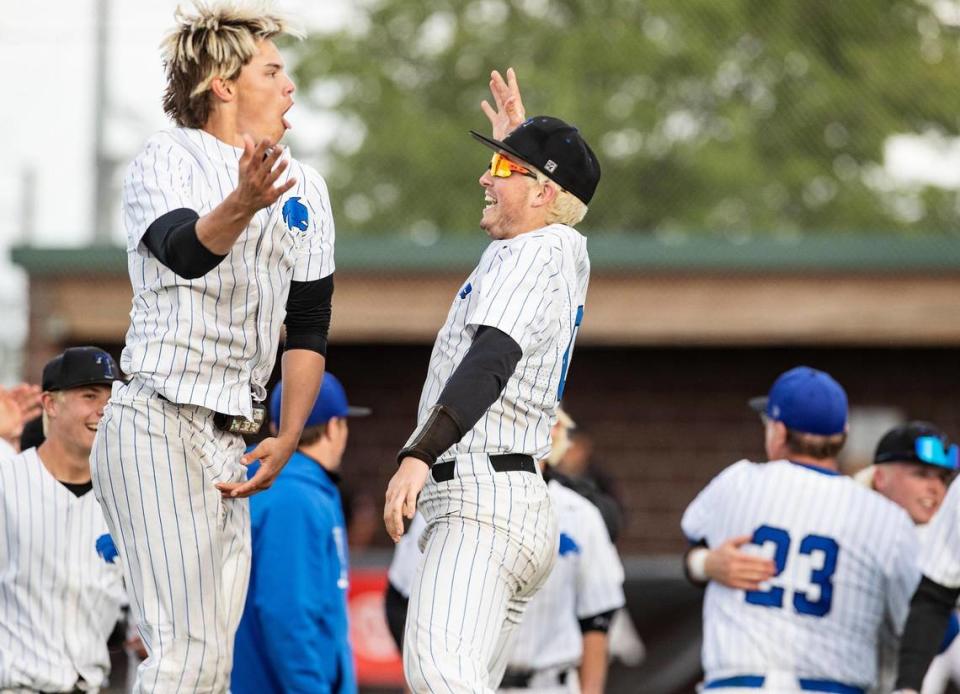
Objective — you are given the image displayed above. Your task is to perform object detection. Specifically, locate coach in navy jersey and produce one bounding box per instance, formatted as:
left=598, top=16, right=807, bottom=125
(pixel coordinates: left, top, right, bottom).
left=682, top=366, right=919, bottom=693
left=90, top=4, right=335, bottom=692
left=0, top=347, right=126, bottom=692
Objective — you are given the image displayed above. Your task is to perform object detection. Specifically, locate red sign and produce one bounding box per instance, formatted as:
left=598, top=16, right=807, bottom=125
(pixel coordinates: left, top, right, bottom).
left=348, top=569, right=405, bottom=687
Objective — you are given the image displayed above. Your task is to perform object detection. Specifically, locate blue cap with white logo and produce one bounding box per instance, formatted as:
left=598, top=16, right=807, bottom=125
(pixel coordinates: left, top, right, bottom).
left=748, top=366, right=848, bottom=436
left=270, top=373, right=371, bottom=428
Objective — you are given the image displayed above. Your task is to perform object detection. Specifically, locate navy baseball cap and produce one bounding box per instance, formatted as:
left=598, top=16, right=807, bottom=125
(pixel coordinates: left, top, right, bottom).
left=748, top=366, right=848, bottom=436
left=270, top=373, right=371, bottom=428
left=874, top=421, right=959, bottom=470
left=470, top=115, right=601, bottom=205
left=42, top=346, right=121, bottom=392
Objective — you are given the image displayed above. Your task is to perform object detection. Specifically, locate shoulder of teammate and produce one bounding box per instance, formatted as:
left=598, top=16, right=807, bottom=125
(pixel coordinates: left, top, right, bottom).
left=920, top=477, right=960, bottom=587
left=681, top=459, right=756, bottom=543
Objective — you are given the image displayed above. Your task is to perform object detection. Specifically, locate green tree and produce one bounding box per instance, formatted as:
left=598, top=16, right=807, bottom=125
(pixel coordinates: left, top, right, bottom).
left=293, top=0, right=960, bottom=235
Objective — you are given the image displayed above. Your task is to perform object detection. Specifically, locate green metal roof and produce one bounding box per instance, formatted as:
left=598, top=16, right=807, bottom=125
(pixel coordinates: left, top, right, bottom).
left=10, top=232, right=960, bottom=276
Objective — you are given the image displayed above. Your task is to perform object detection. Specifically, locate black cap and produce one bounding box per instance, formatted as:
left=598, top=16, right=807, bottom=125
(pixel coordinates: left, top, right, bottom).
left=42, top=346, right=122, bottom=392
left=470, top=115, right=601, bottom=205
left=874, top=421, right=956, bottom=469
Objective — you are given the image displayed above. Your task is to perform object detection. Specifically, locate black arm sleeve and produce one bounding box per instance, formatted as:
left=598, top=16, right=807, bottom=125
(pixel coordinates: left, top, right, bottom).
left=142, top=208, right=227, bottom=279
left=284, top=274, right=334, bottom=357
left=895, top=576, right=960, bottom=690
left=579, top=609, right=616, bottom=634
left=384, top=582, right=410, bottom=652
left=397, top=326, right=522, bottom=466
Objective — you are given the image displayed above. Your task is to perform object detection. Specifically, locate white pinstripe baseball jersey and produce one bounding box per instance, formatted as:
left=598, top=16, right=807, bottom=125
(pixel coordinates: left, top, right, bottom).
left=922, top=476, right=960, bottom=587
left=120, top=127, right=335, bottom=418
left=406, top=223, right=589, bottom=462
left=387, top=480, right=625, bottom=674
left=682, top=459, right=920, bottom=689
left=508, top=479, right=625, bottom=672
left=0, top=448, right=126, bottom=691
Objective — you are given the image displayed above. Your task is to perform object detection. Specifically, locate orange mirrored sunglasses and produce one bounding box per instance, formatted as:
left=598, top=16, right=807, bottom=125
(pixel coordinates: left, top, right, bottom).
left=489, top=152, right=536, bottom=179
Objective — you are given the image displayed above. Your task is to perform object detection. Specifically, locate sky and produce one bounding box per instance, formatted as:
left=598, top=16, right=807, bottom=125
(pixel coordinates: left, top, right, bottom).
left=1, top=0, right=958, bottom=380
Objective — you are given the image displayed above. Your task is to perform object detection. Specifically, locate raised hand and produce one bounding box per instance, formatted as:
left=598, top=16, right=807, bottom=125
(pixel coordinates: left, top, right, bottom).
left=480, top=67, right=527, bottom=140
left=234, top=135, right=297, bottom=214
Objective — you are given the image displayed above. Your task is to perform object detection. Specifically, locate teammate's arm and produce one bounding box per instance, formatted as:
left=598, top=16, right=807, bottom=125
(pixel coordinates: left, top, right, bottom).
left=579, top=611, right=616, bottom=694
left=218, top=349, right=325, bottom=497
left=684, top=535, right=776, bottom=590
left=385, top=326, right=521, bottom=541
left=895, top=576, right=960, bottom=691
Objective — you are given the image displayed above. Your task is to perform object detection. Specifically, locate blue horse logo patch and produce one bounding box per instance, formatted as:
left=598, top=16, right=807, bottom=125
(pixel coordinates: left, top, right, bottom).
left=282, top=196, right=309, bottom=232
left=558, top=532, right=580, bottom=556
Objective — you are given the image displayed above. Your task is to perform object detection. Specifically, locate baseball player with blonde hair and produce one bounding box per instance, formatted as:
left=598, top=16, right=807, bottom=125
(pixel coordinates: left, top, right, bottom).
left=383, top=68, right=601, bottom=693
left=91, top=3, right=335, bottom=691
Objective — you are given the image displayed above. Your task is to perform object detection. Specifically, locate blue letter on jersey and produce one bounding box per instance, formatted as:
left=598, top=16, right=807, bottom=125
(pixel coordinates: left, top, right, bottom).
left=282, top=197, right=309, bottom=232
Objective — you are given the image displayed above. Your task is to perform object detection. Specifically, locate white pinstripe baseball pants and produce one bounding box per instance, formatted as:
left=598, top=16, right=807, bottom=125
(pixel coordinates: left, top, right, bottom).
left=404, top=453, right=559, bottom=694
left=91, top=378, right=250, bottom=693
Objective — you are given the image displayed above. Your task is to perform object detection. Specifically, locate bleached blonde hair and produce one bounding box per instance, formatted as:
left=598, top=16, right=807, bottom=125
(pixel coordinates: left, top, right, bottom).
left=531, top=171, right=589, bottom=226
left=160, top=2, right=303, bottom=128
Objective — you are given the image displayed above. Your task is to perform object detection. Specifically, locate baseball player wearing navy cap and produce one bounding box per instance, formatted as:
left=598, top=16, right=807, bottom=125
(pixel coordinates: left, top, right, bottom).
left=383, top=69, right=599, bottom=692
left=0, top=347, right=127, bottom=692
left=682, top=366, right=920, bottom=693
left=232, top=373, right=369, bottom=694
left=90, top=5, right=335, bottom=691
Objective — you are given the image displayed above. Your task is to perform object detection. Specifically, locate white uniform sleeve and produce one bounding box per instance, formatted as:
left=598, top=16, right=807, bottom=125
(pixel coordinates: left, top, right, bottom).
left=468, top=239, right=562, bottom=352
left=575, top=502, right=626, bottom=618
left=885, top=512, right=922, bottom=635
left=122, top=139, right=201, bottom=251
left=0, top=438, right=16, bottom=460
left=387, top=512, right=427, bottom=598
left=681, top=461, right=748, bottom=545
left=292, top=165, right=336, bottom=283
left=922, top=479, right=960, bottom=588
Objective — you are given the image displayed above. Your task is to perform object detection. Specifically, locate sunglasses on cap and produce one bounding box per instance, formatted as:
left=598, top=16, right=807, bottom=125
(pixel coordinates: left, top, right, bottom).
left=489, top=152, right=537, bottom=179
left=915, top=436, right=960, bottom=470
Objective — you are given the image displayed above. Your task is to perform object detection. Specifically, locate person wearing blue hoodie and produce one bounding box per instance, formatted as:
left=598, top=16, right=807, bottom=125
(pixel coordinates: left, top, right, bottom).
left=233, top=373, right=370, bottom=694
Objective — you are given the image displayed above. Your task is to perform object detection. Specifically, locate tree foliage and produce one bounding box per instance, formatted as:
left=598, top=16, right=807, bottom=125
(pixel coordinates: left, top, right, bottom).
left=293, top=0, right=960, bottom=235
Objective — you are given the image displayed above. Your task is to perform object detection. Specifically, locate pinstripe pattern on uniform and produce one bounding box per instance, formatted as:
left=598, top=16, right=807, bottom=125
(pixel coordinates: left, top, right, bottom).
left=507, top=480, right=625, bottom=673
left=406, top=224, right=589, bottom=462
left=921, top=473, right=960, bottom=587
left=91, top=378, right=251, bottom=693
left=120, top=128, right=335, bottom=420
left=0, top=449, right=126, bottom=691
left=681, top=460, right=920, bottom=689
left=404, top=454, right=559, bottom=694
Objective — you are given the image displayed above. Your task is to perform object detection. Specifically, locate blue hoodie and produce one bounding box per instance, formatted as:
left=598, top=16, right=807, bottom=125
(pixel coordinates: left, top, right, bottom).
left=233, top=450, right=356, bottom=694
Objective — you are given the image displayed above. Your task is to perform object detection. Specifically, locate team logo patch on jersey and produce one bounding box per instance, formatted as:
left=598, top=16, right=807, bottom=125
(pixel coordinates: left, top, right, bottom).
left=558, top=532, right=580, bottom=556
left=459, top=282, right=472, bottom=299
left=282, top=196, right=310, bottom=232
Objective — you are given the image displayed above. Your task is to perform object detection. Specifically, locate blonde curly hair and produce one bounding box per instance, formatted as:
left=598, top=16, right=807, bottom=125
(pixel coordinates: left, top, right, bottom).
left=160, top=2, right=303, bottom=128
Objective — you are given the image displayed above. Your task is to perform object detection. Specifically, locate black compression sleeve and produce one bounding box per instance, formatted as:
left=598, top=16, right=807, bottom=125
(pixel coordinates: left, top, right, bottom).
left=896, top=576, right=960, bottom=690
left=384, top=582, right=409, bottom=652
left=397, top=326, right=522, bottom=466
left=142, top=208, right=226, bottom=279
left=284, top=274, right=334, bottom=357
left=579, top=609, right=616, bottom=634
left=436, top=326, right=522, bottom=431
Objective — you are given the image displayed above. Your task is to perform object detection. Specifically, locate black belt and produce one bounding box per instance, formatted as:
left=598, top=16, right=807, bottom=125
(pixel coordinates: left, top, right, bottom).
left=432, top=453, right=536, bottom=483
left=499, top=668, right=568, bottom=689
left=157, top=394, right=265, bottom=435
